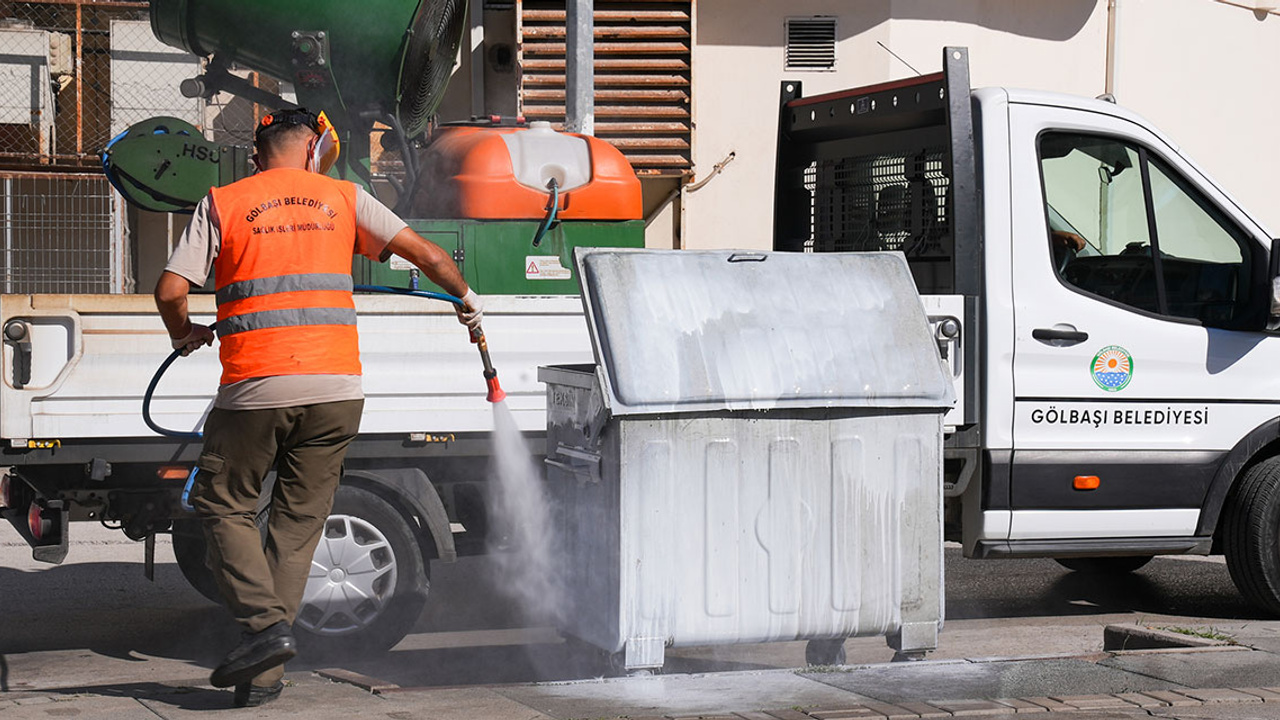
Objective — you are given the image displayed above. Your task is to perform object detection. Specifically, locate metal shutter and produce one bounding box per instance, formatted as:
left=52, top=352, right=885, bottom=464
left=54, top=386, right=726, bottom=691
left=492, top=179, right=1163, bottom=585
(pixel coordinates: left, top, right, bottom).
left=518, top=0, right=692, bottom=176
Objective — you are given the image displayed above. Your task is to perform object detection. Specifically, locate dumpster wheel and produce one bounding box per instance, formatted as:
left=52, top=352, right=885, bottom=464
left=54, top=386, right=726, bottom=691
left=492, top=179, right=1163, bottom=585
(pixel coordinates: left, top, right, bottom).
left=805, top=638, right=847, bottom=666
left=563, top=635, right=661, bottom=677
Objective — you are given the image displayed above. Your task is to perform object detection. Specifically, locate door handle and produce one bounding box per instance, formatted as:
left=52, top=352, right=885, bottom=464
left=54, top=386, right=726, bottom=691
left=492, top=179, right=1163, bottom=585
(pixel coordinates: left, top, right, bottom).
left=1032, top=327, right=1089, bottom=344
left=4, top=320, right=32, bottom=388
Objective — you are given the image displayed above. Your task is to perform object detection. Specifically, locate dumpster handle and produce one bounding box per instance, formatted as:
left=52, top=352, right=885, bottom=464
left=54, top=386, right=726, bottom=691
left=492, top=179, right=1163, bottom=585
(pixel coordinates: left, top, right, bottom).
left=727, top=253, right=767, bottom=263
left=546, top=445, right=602, bottom=485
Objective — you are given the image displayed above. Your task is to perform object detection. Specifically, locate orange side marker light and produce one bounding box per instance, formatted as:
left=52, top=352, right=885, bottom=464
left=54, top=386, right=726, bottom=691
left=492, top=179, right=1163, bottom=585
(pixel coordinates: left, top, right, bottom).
left=157, top=466, right=191, bottom=481
left=1074, top=475, right=1101, bottom=491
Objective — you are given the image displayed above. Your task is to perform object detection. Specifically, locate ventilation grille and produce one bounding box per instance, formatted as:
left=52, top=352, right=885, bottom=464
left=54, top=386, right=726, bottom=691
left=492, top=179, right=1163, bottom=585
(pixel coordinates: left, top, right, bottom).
left=785, top=17, right=837, bottom=71
left=519, top=0, right=692, bottom=176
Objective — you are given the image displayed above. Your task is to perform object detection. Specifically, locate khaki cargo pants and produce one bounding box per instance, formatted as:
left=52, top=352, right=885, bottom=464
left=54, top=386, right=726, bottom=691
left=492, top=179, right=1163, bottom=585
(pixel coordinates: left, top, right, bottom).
left=191, top=399, right=363, bottom=687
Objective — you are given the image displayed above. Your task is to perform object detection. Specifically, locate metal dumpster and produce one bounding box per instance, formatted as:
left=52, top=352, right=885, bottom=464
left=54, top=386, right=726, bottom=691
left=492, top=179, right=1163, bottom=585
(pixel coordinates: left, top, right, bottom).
left=539, top=249, right=954, bottom=672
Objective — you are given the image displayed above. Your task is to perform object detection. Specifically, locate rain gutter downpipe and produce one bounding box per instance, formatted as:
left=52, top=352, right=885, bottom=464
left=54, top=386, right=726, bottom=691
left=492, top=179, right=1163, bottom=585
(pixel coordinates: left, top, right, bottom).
left=566, top=0, right=594, bottom=136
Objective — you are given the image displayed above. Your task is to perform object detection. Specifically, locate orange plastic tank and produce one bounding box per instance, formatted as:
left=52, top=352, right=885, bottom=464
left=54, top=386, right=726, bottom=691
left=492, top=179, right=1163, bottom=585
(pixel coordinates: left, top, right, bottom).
left=412, top=121, right=641, bottom=221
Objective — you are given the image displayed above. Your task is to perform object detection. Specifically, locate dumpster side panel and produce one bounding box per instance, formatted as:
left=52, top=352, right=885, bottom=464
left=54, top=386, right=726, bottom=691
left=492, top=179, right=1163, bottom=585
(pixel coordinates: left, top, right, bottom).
left=544, top=366, right=623, bottom=653
left=610, top=410, right=942, bottom=650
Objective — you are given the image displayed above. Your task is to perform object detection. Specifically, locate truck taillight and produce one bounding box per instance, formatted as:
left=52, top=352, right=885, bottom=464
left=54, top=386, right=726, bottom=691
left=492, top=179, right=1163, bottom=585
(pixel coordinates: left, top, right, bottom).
left=28, top=502, right=50, bottom=541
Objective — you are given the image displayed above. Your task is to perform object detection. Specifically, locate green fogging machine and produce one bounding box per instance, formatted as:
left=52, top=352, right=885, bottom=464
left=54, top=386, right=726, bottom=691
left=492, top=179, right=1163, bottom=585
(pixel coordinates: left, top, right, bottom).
left=103, top=0, right=644, bottom=297
left=103, top=0, right=646, bottom=414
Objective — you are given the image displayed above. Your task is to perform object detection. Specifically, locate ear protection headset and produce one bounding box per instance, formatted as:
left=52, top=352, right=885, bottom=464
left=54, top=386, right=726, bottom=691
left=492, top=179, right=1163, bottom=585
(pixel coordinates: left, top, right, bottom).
left=253, top=107, right=341, bottom=175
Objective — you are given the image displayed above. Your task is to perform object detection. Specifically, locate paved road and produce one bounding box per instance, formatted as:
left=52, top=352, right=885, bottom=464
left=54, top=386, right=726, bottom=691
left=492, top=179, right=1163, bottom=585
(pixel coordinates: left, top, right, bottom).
left=0, top=524, right=1266, bottom=694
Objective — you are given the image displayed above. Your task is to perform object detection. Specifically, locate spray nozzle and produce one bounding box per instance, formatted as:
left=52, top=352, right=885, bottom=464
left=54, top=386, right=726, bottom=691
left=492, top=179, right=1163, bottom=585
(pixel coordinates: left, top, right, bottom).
left=485, top=373, right=507, bottom=404
left=472, top=327, right=506, bottom=404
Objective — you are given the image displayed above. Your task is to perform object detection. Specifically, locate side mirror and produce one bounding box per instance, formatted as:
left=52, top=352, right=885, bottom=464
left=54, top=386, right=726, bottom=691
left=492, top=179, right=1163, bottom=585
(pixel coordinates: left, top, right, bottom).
left=1270, top=238, right=1280, bottom=319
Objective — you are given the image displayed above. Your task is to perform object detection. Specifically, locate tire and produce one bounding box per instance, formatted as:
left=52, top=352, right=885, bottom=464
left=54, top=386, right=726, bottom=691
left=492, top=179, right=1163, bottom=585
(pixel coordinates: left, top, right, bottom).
left=1223, top=457, right=1280, bottom=614
left=1054, top=556, right=1152, bottom=574
left=295, top=485, right=429, bottom=656
left=172, top=518, right=221, bottom=604
left=169, top=485, right=429, bottom=657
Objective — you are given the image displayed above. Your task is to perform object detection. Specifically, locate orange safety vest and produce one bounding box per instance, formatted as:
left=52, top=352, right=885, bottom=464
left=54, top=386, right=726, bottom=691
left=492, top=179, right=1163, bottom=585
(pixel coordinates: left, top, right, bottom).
left=209, top=168, right=361, bottom=385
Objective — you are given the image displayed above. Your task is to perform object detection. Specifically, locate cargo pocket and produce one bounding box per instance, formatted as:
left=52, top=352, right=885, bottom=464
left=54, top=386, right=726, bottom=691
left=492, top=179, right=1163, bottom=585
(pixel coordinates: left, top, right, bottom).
left=189, top=451, right=227, bottom=513
left=196, top=451, right=225, bottom=476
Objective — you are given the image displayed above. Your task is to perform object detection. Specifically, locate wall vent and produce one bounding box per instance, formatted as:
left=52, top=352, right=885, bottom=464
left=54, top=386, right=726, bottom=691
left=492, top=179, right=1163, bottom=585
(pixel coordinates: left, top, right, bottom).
left=785, top=17, right=837, bottom=71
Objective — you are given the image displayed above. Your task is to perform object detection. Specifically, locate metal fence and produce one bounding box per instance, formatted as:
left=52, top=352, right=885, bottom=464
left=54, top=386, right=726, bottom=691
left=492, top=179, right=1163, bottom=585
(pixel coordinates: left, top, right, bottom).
left=0, top=1, right=414, bottom=295
left=0, top=1, right=279, bottom=294
left=1, top=1, right=157, bottom=168
left=1, top=172, right=122, bottom=293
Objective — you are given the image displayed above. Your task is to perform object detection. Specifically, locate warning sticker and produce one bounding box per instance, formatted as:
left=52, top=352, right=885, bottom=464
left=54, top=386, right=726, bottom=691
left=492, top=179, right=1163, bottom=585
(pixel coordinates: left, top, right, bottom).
left=388, top=253, right=414, bottom=271
left=526, top=255, right=572, bottom=280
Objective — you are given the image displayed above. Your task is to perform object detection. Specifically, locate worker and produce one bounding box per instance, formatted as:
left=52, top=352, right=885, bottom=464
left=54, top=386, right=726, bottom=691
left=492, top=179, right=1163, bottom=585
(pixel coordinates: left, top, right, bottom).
left=153, top=107, right=480, bottom=708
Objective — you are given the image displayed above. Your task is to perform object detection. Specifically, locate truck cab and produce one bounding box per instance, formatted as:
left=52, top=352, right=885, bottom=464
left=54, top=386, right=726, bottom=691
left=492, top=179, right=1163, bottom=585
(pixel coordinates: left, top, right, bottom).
left=775, top=47, right=1280, bottom=614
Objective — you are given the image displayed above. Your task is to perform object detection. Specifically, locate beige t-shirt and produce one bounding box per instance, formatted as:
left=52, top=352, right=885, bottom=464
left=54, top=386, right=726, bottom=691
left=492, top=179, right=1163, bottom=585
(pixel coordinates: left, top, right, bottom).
left=164, top=183, right=409, bottom=410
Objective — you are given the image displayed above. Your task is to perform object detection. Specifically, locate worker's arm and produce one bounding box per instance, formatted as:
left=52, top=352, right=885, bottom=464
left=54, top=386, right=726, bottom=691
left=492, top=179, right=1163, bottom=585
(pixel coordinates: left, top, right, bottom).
left=384, top=227, right=483, bottom=329
left=154, top=271, right=215, bottom=355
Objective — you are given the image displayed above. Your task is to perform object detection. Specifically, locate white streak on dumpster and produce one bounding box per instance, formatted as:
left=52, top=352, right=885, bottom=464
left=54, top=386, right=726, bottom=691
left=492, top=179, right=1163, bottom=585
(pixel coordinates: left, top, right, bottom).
left=581, top=251, right=951, bottom=414
left=704, top=440, right=739, bottom=618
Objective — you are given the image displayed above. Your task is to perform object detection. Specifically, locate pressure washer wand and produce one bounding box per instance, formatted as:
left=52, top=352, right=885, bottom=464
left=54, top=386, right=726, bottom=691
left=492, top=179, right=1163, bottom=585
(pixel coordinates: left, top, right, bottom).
left=472, top=326, right=506, bottom=404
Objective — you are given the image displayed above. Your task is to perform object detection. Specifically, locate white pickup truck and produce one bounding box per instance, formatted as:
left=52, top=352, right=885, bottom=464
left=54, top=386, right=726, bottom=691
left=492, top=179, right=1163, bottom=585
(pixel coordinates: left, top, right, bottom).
left=7, top=45, right=1280, bottom=657
left=775, top=46, right=1280, bottom=616
left=0, top=291, right=589, bottom=652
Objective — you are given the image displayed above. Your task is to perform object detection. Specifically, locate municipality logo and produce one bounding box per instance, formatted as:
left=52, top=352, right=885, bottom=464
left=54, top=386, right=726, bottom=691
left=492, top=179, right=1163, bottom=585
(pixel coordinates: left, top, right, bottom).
left=1091, top=345, right=1133, bottom=392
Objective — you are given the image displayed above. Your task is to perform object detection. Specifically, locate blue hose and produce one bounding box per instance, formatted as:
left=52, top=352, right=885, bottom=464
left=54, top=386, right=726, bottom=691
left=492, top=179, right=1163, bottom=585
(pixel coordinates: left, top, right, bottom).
left=143, top=285, right=467, bottom=441
left=531, top=180, right=560, bottom=248
left=149, top=285, right=478, bottom=512
left=142, top=345, right=205, bottom=440
left=352, top=284, right=462, bottom=306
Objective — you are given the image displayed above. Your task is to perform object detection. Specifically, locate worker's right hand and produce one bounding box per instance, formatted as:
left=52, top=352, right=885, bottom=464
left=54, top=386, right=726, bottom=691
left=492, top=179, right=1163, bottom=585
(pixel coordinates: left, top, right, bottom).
left=456, top=288, right=484, bottom=331
left=171, top=324, right=215, bottom=356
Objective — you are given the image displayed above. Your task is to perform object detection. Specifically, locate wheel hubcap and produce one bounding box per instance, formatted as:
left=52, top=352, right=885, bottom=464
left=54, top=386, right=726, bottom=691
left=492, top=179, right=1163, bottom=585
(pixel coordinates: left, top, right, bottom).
left=297, top=514, right=398, bottom=636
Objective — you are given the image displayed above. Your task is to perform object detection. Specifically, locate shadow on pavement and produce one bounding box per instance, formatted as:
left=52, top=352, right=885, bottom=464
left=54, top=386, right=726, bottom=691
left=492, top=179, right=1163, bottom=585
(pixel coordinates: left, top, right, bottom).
left=0, top=562, right=235, bottom=666
left=335, top=638, right=781, bottom=688
left=944, top=555, right=1262, bottom=621
left=13, top=680, right=229, bottom=711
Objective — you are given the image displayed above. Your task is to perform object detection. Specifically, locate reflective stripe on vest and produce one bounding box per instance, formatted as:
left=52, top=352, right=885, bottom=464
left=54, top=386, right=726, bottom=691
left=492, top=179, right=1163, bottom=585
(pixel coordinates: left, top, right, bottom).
left=217, top=307, right=358, bottom=337
left=216, top=272, right=354, bottom=305
left=209, top=168, right=361, bottom=384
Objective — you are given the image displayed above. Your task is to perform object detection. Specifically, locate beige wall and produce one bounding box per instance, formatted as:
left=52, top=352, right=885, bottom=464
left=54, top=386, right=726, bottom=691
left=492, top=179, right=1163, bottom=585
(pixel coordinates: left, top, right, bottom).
left=685, top=0, right=1109, bottom=251
left=683, top=0, right=1280, bottom=252
left=1112, top=0, right=1280, bottom=234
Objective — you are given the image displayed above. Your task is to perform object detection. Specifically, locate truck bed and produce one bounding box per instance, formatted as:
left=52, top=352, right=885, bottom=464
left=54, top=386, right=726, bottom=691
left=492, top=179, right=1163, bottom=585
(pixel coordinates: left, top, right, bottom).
left=2, top=293, right=590, bottom=450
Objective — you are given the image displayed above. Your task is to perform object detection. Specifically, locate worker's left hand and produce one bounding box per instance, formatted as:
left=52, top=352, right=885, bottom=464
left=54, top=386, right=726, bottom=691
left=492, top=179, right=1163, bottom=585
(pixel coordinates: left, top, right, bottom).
left=171, top=324, right=215, bottom=356
left=456, top=288, right=484, bottom=331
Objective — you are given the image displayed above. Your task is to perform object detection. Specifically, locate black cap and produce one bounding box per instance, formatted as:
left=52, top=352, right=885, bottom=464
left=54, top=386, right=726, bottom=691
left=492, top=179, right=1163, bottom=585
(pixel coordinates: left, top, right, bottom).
left=255, top=107, right=320, bottom=142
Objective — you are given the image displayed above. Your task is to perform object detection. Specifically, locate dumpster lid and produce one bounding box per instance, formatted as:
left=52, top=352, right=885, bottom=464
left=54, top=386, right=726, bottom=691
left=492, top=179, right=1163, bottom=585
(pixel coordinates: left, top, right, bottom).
left=575, top=249, right=955, bottom=415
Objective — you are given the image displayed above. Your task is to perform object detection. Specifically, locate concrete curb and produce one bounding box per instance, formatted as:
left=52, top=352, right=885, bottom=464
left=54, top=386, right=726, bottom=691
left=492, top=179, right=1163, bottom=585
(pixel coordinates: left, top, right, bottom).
left=1102, top=623, right=1236, bottom=651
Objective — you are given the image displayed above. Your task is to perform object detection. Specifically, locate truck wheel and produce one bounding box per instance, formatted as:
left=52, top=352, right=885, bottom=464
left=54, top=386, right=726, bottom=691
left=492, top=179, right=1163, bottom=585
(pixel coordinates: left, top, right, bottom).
left=172, top=519, right=221, bottom=604
left=295, top=485, right=429, bottom=656
left=1054, top=556, right=1152, bottom=574
left=169, top=485, right=429, bottom=656
left=1223, top=457, right=1280, bottom=614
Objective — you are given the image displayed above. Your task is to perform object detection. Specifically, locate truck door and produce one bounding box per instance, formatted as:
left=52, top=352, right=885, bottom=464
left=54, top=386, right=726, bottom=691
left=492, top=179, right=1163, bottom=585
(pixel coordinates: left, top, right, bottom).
left=1003, top=100, right=1277, bottom=554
